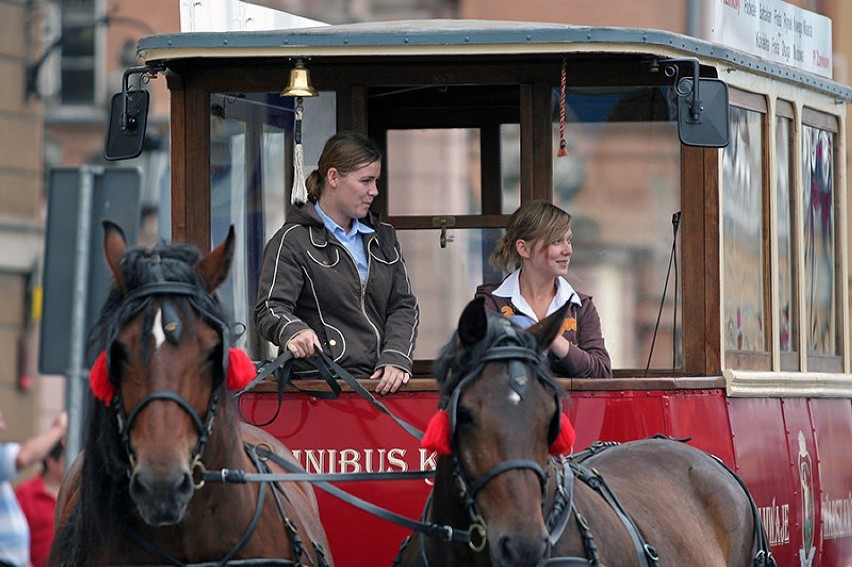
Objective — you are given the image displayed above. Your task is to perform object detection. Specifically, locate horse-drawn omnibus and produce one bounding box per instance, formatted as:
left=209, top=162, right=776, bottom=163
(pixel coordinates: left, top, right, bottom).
left=118, top=16, right=852, bottom=566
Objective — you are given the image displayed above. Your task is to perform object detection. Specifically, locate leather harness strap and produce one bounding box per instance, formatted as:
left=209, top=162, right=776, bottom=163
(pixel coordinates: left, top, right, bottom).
left=570, top=461, right=660, bottom=567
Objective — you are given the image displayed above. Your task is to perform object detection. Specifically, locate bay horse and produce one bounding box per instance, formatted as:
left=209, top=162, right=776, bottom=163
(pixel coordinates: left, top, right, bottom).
left=396, top=297, right=773, bottom=567
left=49, top=221, right=332, bottom=566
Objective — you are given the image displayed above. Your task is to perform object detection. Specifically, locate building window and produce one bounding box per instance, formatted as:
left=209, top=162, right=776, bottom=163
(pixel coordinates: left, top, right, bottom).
left=60, top=0, right=97, bottom=105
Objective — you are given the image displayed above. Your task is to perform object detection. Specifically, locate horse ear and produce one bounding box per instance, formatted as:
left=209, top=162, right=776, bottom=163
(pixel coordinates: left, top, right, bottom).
left=458, top=297, right=488, bottom=348
left=196, top=225, right=235, bottom=292
left=527, top=302, right=569, bottom=352
left=103, top=220, right=127, bottom=293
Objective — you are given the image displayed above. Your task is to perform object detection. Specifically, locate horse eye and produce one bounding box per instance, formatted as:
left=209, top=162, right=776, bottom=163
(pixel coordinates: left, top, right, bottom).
left=110, top=343, right=128, bottom=371
left=203, top=345, right=220, bottom=368
left=456, top=406, right=475, bottom=427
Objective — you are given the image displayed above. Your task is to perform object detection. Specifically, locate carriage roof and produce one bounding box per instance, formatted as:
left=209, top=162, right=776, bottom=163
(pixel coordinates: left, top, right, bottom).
left=138, top=19, right=852, bottom=101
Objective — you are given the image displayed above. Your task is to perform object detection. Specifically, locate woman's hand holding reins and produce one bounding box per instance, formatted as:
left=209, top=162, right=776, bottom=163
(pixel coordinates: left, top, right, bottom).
left=286, top=329, right=323, bottom=358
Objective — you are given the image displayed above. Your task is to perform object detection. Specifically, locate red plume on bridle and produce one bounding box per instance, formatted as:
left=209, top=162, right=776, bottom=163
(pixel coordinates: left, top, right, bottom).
left=89, top=347, right=258, bottom=405
left=420, top=409, right=576, bottom=456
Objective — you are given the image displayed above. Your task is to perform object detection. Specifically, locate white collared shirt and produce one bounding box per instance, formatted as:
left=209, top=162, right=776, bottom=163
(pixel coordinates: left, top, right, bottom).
left=491, top=269, right=581, bottom=322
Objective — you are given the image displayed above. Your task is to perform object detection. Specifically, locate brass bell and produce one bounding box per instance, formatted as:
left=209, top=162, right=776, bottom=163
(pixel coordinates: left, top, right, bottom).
left=281, top=60, right=318, bottom=97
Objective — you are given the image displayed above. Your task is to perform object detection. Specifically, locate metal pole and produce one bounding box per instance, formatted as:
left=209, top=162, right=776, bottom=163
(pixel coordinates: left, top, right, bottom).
left=64, top=165, right=101, bottom=463
left=686, top=0, right=702, bottom=39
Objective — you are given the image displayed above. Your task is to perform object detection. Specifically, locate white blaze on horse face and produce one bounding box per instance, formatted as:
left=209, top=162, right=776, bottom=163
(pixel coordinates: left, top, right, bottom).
left=153, top=307, right=166, bottom=349
left=508, top=390, right=522, bottom=405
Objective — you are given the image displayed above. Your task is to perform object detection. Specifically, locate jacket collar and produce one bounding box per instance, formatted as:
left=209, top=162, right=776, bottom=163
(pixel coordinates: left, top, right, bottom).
left=293, top=202, right=380, bottom=247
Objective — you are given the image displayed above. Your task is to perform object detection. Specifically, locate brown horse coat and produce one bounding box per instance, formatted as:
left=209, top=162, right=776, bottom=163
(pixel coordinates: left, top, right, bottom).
left=49, top=222, right=332, bottom=566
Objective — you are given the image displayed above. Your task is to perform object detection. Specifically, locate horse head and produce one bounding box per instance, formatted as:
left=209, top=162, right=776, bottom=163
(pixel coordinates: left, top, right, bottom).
left=95, top=221, right=235, bottom=526
left=428, top=297, right=570, bottom=566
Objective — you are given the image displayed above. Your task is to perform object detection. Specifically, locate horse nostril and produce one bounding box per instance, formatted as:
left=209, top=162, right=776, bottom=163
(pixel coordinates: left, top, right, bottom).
left=128, top=471, right=149, bottom=501
left=177, top=470, right=194, bottom=496
left=498, top=533, right=549, bottom=566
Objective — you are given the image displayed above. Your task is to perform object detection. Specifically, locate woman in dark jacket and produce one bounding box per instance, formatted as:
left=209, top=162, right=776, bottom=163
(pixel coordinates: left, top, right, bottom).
left=255, top=132, right=418, bottom=394
left=475, top=200, right=611, bottom=378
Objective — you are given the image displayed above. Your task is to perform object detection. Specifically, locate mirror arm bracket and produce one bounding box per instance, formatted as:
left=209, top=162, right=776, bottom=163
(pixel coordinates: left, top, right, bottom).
left=662, top=58, right=702, bottom=123
left=120, top=65, right=162, bottom=132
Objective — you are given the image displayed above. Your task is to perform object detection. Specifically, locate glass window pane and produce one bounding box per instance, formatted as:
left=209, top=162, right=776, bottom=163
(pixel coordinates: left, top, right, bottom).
left=723, top=107, right=766, bottom=352
left=499, top=124, right=522, bottom=214
left=802, top=124, right=837, bottom=355
left=397, top=228, right=500, bottom=359
left=60, top=69, right=94, bottom=105
left=553, top=87, right=681, bottom=369
left=61, top=0, right=96, bottom=105
left=775, top=116, right=797, bottom=354
left=386, top=129, right=482, bottom=215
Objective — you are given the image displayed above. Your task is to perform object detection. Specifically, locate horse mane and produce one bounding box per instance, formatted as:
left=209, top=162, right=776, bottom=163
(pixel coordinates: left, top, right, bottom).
left=56, top=240, right=235, bottom=564
left=432, top=313, right=563, bottom=400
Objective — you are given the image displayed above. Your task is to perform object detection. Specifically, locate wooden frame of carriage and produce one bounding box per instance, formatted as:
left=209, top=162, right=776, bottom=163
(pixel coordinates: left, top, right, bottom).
left=91, top=19, right=852, bottom=566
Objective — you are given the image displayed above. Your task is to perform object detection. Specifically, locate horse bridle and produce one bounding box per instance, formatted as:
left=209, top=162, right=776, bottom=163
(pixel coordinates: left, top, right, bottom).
left=443, top=322, right=566, bottom=552
left=107, top=278, right=232, bottom=478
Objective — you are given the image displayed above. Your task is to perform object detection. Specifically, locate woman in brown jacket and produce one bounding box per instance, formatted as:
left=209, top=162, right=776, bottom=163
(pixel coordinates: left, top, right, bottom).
left=475, top=200, right=611, bottom=378
left=255, top=132, right=418, bottom=394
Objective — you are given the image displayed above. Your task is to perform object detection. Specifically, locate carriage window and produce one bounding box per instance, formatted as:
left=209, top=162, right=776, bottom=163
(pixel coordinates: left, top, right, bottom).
left=209, top=91, right=337, bottom=356
left=387, top=129, right=482, bottom=216
left=775, top=107, right=799, bottom=370
left=397, top=229, right=498, bottom=357
left=551, top=87, right=681, bottom=370
left=723, top=105, right=768, bottom=366
left=801, top=114, right=839, bottom=367
left=385, top=125, right=520, bottom=362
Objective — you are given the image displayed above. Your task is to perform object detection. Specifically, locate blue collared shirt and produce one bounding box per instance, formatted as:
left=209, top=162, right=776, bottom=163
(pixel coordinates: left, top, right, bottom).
left=315, top=203, right=375, bottom=283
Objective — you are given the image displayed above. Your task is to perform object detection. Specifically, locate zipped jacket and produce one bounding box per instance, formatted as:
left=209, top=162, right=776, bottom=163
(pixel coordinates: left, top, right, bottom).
left=255, top=203, right=419, bottom=378
left=475, top=282, right=612, bottom=378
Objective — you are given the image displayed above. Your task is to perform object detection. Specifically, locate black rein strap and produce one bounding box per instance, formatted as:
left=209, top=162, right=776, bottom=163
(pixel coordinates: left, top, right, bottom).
left=237, top=350, right=424, bottom=440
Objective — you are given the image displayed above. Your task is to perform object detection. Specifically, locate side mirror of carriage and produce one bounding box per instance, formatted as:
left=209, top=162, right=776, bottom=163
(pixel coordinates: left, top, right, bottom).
left=104, top=65, right=159, bottom=161
left=676, top=77, right=730, bottom=148
left=104, top=89, right=149, bottom=161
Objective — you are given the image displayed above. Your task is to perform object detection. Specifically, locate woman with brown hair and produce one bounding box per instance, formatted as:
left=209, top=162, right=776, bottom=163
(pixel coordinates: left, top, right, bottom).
left=255, top=132, right=419, bottom=394
left=475, top=200, right=611, bottom=377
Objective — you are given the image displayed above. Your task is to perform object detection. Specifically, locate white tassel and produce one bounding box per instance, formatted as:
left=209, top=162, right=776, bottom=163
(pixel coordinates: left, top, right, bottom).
left=291, top=98, right=308, bottom=205
left=292, top=143, right=307, bottom=205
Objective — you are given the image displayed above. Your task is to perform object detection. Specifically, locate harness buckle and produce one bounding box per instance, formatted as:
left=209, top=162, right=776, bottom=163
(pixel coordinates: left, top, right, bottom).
left=644, top=543, right=660, bottom=562
left=192, top=456, right=207, bottom=490
left=440, top=525, right=454, bottom=542
left=255, top=441, right=273, bottom=461
left=468, top=520, right=487, bottom=553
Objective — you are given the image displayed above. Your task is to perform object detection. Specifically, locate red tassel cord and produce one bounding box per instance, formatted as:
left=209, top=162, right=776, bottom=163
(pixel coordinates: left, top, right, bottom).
left=89, top=351, right=114, bottom=405
left=227, top=348, right=257, bottom=391
left=557, top=58, right=568, bottom=157
left=549, top=413, right=576, bottom=456
left=420, top=410, right=453, bottom=455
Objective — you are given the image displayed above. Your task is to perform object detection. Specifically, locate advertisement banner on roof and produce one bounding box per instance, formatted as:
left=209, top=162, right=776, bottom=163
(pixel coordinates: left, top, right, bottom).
left=704, top=0, right=832, bottom=79
left=179, top=0, right=326, bottom=32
